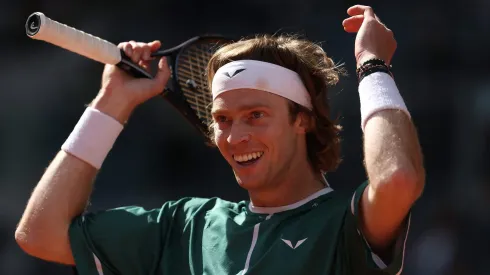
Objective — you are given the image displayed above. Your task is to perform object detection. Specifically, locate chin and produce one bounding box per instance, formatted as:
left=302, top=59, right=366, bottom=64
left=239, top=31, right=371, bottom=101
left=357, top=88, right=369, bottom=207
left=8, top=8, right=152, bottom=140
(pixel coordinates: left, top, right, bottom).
left=229, top=153, right=268, bottom=190
left=233, top=173, right=265, bottom=191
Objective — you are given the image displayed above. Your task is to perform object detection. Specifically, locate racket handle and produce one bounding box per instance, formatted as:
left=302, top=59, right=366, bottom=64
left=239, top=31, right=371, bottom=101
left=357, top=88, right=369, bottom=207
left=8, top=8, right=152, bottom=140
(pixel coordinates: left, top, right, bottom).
left=25, top=12, right=121, bottom=65
left=25, top=12, right=153, bottom=79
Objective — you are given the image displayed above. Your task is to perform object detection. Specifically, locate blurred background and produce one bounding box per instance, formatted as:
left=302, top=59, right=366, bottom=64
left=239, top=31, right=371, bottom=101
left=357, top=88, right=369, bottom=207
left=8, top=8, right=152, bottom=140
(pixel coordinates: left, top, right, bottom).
left=1, top=0, right=489, bottom=274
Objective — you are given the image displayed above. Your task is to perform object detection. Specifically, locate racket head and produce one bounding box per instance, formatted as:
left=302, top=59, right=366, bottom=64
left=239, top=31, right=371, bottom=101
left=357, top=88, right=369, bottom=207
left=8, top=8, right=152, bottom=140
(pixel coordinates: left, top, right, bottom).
left=153, top=35, right=234, bottom=141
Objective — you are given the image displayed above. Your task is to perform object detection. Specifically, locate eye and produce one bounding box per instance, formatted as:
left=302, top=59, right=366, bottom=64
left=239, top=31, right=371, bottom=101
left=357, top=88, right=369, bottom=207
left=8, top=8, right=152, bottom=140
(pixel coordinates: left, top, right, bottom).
left=215, top=115, right=228, bottom=123
left=250, top=111, right=264, bottom=119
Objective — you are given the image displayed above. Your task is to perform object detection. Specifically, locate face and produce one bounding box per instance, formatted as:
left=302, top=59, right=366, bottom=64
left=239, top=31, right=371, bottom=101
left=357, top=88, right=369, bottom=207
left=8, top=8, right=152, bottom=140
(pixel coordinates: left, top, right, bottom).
left=211, top=89, right=307, bottom=191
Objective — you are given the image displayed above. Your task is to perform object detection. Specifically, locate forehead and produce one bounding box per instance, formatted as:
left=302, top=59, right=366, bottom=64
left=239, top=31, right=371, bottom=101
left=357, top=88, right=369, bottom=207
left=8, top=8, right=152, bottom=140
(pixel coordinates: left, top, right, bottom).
left=211, top=89, right=288, bottom=112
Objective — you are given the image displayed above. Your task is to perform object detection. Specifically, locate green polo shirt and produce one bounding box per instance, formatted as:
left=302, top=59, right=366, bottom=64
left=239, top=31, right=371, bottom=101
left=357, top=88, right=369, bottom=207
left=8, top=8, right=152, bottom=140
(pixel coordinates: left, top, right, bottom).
left=69, top=181, right=410, bottom=274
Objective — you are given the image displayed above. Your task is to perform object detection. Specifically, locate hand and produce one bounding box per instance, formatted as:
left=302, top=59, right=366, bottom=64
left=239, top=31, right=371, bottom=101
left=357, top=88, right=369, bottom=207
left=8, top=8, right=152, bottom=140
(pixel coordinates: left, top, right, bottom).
left=342, top=5, right=397, bottom=67
left=91, top=40, right=171, bottom=123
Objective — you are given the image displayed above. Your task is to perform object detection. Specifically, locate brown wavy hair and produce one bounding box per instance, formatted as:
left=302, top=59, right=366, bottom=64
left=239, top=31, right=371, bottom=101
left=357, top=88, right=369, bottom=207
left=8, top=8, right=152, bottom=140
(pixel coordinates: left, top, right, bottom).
left=206, top=34, right=344, bottom=172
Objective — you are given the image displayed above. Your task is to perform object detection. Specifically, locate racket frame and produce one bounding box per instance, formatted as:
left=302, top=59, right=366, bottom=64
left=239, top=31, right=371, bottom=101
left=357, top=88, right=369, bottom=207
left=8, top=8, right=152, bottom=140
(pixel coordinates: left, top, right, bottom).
left=149, top=35, right=234, bottom=140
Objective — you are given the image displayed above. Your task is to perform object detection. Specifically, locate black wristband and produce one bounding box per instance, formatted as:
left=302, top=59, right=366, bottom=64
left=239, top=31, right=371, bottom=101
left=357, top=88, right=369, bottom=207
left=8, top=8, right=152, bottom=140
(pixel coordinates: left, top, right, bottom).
left=357, top=66, right=391, bottom=82
left=358, top=58, right=391, bottom=68
left=356, top=59, right=393, bottom=83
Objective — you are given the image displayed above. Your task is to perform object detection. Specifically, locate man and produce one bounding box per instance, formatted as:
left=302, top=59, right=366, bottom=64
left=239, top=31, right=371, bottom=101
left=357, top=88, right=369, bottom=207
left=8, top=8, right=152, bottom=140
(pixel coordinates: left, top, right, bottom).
left=15, top=5, right=424, bottom=275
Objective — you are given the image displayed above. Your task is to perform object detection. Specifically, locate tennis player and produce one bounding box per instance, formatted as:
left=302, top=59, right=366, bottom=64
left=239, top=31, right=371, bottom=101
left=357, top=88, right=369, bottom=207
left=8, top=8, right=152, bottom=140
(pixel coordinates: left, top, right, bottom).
left=15, top=5, right=424, bottom=275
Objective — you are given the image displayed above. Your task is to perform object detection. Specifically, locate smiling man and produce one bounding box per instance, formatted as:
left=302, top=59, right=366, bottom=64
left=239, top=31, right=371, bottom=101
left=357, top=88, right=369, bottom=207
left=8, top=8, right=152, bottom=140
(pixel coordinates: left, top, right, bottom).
left=15, top=5, right=424, bottom=275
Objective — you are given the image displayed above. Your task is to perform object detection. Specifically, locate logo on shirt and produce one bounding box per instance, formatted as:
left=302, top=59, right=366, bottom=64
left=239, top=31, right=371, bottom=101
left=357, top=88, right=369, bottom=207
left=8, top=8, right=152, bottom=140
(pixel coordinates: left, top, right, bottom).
left=281, top=238, right=308, bottom=249
left=223, top=68, right=246, bottom=78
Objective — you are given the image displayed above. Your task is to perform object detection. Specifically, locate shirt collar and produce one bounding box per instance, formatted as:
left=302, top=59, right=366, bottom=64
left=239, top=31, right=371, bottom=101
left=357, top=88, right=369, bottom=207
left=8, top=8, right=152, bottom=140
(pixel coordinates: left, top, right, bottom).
left=248, top=185, right=334, bottom=214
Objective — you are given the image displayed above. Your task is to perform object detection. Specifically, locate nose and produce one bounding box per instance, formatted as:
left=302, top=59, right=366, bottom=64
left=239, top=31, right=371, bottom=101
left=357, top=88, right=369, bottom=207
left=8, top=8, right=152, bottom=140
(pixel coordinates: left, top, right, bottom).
left=226, top=123, right=251, bottom=145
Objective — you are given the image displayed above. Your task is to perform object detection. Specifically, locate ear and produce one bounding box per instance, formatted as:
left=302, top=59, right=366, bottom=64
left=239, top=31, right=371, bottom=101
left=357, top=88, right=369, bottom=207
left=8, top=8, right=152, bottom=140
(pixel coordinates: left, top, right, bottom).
left=293, top=112, right=311, bottom=134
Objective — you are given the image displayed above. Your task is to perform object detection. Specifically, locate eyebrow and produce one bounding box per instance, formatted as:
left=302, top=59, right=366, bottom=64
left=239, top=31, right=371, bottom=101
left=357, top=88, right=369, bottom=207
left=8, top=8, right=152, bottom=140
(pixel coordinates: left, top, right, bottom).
left=211, top=103, right=271, bottom=115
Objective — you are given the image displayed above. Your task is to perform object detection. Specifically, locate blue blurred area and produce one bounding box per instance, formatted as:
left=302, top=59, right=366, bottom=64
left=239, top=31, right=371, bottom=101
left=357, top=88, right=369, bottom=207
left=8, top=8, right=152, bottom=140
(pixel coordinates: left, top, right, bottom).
left=1, top=0, right=489, bottom=274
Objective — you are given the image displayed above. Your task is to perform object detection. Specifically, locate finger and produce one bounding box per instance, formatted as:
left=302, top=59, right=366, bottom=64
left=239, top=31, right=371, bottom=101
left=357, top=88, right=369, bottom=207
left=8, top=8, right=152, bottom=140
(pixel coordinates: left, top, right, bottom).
left=153, top=57, right=171, bottom=91
left=138, top=41, right=160, bottom=61
left=148, top=40, right=161, bottom=52
left=342, top=15, right=364, bottom=33
left=117, top=42, right=127, bottom=49
left=347, top=5, right=375, bottom=19
left=138, top=43, right=153, bottom=61
left=119, top=42, right=133, bottom=56
left=129, top=41, right=142, bottom=64
left=145, top=40, right=161, bottom=61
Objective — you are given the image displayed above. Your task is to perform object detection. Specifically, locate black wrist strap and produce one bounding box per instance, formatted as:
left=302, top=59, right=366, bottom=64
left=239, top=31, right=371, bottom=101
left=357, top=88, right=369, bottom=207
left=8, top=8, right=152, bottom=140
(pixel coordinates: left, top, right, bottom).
left=356, top=58, right=393, bottom=83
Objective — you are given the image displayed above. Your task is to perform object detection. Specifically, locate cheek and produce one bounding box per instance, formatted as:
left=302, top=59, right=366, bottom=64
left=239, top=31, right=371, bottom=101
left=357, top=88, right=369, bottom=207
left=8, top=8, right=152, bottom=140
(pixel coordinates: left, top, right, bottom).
left=214, top=129, right=226, bottom=149
left=268, top=124, right=294, bottom=151
left=253, top=125, right=282, bottom=150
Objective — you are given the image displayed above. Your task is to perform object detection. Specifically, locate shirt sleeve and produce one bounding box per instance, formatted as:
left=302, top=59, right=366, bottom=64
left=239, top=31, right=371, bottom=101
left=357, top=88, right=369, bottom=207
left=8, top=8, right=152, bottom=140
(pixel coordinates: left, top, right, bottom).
left=68, top=198, right=195, bottom=275
left=344, top=181, right=411, bottom=275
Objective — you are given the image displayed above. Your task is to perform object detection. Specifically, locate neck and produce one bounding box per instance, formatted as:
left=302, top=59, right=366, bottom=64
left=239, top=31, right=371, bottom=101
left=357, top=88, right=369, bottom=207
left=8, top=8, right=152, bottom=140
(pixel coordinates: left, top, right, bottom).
left=248, top=162, right=326, bottom=208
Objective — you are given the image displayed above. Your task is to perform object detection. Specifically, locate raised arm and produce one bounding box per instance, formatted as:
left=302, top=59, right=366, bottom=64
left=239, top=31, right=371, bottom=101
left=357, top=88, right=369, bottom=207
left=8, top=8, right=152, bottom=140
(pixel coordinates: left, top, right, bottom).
left=361, top=109, right=424, bottom=252
left=15, top=40, right=170, bottom=265
left=343, top=5, right=425, bottom=254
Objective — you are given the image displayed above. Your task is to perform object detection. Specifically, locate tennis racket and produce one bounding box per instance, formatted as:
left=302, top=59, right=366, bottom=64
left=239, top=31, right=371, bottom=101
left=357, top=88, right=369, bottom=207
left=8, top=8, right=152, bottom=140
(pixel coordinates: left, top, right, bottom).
left=25, top=12, right=234, bottom=140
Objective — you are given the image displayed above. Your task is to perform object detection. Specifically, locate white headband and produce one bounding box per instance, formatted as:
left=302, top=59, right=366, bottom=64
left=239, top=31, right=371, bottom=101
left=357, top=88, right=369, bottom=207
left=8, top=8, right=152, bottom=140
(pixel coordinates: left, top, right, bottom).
left=211, top=60, right=313, bottom=109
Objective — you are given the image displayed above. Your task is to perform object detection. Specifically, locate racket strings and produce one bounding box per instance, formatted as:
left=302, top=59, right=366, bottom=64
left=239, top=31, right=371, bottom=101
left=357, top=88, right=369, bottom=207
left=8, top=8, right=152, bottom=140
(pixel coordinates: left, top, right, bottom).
left=177, top=42, right=221, bottom=126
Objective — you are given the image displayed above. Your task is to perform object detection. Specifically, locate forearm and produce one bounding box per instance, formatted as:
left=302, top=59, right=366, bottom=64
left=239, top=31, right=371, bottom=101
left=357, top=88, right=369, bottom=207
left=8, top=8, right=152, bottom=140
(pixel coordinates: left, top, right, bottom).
left=363, top=109, right=424, bottom=194
left=16, top=151, right=96, bottom=259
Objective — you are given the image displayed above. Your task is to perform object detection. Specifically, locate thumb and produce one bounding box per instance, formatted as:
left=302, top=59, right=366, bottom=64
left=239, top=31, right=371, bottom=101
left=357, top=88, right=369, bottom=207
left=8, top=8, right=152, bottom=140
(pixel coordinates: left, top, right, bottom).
left=358, top=7, right=376, bottom=31
left=153, top=57, right=171, bottom=92
left=363, top=6, right=375, bottom=19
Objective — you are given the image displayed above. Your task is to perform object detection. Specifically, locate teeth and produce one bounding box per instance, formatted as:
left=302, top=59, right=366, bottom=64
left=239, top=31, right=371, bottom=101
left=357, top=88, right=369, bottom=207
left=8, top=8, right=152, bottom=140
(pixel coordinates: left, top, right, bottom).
left=234, top=151, right=263, bottom=163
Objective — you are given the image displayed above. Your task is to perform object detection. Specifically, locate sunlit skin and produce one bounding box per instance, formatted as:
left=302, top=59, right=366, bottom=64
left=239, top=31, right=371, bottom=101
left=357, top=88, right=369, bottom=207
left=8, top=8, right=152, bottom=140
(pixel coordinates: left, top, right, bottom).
left=211, top=89, right=324, bottom=207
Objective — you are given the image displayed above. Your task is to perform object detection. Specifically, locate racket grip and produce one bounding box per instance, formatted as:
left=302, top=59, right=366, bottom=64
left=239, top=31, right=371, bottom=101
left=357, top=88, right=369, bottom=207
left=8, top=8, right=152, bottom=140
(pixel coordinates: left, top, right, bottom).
left=25, top=12, right=121, bottom=65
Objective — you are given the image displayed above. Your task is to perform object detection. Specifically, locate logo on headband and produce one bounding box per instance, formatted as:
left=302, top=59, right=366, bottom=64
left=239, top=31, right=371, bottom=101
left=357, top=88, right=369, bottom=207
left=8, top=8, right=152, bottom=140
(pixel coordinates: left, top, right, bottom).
left=223, top=68, right=246, bottom=78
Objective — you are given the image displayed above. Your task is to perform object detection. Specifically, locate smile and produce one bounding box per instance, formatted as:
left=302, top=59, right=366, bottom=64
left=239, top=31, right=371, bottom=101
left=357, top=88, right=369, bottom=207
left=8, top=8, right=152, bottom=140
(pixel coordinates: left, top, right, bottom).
left=233, top=151, right=264, bottom=165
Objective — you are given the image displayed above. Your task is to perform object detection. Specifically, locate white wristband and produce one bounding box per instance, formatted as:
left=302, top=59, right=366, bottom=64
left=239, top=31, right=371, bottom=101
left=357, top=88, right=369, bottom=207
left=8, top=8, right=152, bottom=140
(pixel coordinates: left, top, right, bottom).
left=358, top=72, right=411, bottom=131
left=61, top=107, right=124, bottom=169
